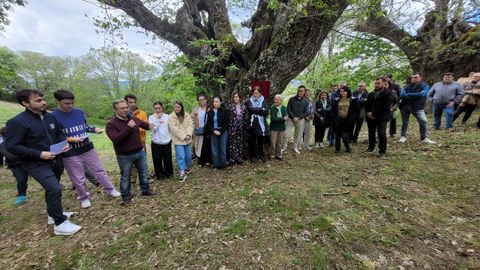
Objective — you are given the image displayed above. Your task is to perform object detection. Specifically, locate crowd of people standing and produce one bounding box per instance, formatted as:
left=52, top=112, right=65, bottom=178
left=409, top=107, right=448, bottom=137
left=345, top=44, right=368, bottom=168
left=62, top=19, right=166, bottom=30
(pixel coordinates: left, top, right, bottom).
left=0, top=71, right=479, bottom=236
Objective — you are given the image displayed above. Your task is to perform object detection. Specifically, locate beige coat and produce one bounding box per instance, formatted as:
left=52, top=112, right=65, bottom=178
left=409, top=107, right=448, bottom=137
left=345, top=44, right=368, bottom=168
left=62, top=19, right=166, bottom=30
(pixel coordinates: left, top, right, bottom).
left=168, top=112, right=193, bottom=145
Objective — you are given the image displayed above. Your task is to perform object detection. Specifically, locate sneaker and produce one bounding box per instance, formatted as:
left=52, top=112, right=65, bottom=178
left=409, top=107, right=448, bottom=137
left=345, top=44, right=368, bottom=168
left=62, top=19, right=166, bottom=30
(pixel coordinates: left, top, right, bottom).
left=319, top=142, right=325, bottom=148
left=365, top=148, right=374, bottom=153
left=14, top=195, right=27, bottom=206
left=398, top=136, right=407, bottom=143
left=315, top=142, right=320, bottom=148
left=81, top=199, right=92, bottom=209
left=186, top=168, right=192, bottom=174
left=421, top=138, right=436, bottom=144
left=109, top=190, right=121, bottom=197
left=304, top=146, right=312, bottom=150
left=121, top=196, right=133, bottom=205
left=141, top=190, right=154, bottom=196
left=48, top=211, right=75, bottom=225
left=379, top=153, right=387, bottom=159
left=293, top=148, right=301, bottom=154
left=275, top=156, right=284, bottom=161
left=53, top=220, right=82, bottom=236
left=178, top=173, right=187, bottom=183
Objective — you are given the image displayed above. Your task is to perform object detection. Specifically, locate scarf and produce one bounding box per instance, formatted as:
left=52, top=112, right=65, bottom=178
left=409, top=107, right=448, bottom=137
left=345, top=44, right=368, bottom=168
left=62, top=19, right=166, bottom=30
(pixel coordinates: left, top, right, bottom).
left=250, top=95, right=266, bottom=135
left=275, top=105, right=282, bottom=118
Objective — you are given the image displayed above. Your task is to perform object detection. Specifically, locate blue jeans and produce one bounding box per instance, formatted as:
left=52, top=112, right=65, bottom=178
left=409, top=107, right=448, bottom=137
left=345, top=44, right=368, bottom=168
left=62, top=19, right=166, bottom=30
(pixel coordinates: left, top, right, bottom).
left=174, top=144, right=192, bottom=173
left=400, top=107, right=428, bottom=140
left=433, top=103, right=454, bottom=129
left=116, top=149, right=150, bottom=198
left=211, top=132, right=228, bottom=168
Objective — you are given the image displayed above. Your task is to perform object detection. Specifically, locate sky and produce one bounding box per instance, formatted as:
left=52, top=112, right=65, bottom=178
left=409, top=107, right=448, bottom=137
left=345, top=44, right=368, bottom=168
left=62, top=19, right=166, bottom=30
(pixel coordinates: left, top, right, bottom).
left=0, top=0, right=166, bottom=58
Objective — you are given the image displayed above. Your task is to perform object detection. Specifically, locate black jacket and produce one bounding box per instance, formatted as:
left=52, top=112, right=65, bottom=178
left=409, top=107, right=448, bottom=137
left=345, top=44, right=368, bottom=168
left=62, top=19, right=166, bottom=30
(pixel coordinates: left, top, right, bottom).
left=313, top=100, right=332, bottom=126
left=365, top=88, right=393, bottom=122
left=351, top=90, right=368, bottom=118
left=204, top=108, right=229, bottom=136
left=6, top=109, right=66, bottom=166
left=246, top=99, right=269, bottom=136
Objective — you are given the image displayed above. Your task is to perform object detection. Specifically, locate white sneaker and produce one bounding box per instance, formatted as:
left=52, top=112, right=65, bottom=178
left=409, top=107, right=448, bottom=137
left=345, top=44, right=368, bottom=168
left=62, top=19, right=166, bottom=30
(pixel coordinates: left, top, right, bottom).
left=53, top=220, right=82, bottom=236
left=81, top=199, right=91, bottom=209
left=304, top=146, right=312, bottom=150
left=48, top=211, right=75, bottom=225
left=109, top=190, right=121, bottom=197
left=293, top=148, right=301, bottom=154
left=421, top=138, right=436, bottom=144
left=319, top=142, right=325, bottom=148
left=315, top=142, right=320, bottom=148
left=398, top=136, right=407, bottom=143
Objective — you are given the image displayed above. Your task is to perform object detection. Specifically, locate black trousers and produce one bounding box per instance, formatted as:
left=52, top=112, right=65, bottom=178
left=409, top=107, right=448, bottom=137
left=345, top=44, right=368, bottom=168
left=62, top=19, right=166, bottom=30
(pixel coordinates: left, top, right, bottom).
left=314, top=124, right=328, bottom=143
left=151, top=141, right=174, bottom=178
left=389, top=117, right=397, bottom=136
left=23, top=162, right=66, bottom=225
left=352, top=117, right=365, bottom=143
left=367, top=120, right=387, bottom=154
left=335, top=119, right=351, bottom=151
left=454, top=104, right=477, bottom=124
left=248, top=134, right=264, bottom=159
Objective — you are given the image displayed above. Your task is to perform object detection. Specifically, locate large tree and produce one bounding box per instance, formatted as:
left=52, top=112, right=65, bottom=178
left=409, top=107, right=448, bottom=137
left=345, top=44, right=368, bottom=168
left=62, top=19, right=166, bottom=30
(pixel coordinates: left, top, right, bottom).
left=355, top=0, right=480, bottom=84
left=96, top=0, right=349, bottom=99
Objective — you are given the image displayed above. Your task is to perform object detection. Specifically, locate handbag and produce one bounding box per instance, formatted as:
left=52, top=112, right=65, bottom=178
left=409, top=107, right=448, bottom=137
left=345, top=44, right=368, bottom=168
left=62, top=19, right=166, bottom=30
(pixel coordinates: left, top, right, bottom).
left=194, top=127, right=204, bottom=135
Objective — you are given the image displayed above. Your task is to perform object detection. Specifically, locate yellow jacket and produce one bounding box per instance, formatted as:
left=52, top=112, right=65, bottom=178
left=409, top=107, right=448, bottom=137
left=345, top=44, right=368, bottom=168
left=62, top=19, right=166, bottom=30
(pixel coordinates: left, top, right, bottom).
left=168, top=112, right=193, bottom=145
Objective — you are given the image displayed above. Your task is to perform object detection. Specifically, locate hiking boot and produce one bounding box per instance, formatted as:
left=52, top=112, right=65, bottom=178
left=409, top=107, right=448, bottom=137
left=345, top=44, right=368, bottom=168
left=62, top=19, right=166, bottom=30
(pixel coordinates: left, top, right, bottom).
left=53, top=220, right=82, bottom=236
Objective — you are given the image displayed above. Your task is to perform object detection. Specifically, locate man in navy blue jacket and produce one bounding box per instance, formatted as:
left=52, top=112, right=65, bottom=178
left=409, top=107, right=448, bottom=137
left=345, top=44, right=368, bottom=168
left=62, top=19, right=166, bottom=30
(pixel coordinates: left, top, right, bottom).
left=6, top=89, right=81, bottom=236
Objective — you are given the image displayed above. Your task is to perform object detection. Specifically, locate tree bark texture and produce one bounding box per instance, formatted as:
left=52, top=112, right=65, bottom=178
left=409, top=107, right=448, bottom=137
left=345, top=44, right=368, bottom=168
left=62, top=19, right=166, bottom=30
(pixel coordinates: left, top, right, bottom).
left=100, top=0, right=348, bottom=99
left=355, top=0, right=480, bottom=84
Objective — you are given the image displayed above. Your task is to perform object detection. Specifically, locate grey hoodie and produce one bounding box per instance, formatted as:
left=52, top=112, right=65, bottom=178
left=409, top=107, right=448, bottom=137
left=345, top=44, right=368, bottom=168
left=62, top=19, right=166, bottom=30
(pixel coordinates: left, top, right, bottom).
left=428, top=81, right=464, bottom=104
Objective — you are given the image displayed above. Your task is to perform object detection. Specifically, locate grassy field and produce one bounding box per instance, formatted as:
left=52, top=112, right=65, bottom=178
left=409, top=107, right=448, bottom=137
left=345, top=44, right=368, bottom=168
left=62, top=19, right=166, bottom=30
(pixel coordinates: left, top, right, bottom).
left=0, top=100, right=479, bottom=269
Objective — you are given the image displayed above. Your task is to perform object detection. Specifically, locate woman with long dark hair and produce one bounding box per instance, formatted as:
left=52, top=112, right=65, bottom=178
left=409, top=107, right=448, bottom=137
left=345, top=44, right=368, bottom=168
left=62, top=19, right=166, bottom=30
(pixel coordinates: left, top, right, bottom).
left=168, top=101, right=193, bottom=182
left=313, top=91, right=332, bottom=148
left=191, top=93, right=212, bottom=166
left=205, top=97, right=229, bottom=169
left=227, top=91, right=248, bottom=165
left=246, top=87, right=269, bottom=163
left=331, top=88, right=357, bottom=153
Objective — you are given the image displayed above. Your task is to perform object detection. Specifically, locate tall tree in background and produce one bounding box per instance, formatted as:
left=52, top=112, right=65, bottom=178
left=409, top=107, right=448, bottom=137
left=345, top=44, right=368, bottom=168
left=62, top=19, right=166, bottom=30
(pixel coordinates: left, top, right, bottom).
left=0, top=0, right=24, bottom=32
left=355, top=0, right=480, bottom=83
left=95, top=0, right=349, bottom=99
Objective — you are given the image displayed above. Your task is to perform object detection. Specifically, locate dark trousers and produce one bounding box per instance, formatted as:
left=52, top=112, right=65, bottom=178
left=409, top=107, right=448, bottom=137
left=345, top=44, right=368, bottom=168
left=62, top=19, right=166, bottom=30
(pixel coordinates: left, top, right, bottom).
left=335, top=119, right=351, bottom=152
left=314, top=124, right=328, bottom=143
left=454, top=104, right=477, bottom=124
left=248, top=134, right=264, bottom=159
left=389, top=117, right=397, bottom=136
left=151, top=141, right=174, bottom=178
left=23, top=163, right=66, bottom=225
left=211, top=132, right=228, bottom=169
left=327, top=121, right=335, bottom=145
left=367, top=120, right=387, bottom=154
left=11, top=165, right=29, bottom=196
left=352, top=117, right=365, bottom=143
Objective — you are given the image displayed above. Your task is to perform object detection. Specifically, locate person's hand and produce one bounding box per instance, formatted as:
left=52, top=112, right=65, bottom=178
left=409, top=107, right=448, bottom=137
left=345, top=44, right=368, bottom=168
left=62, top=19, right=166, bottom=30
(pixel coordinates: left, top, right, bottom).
left=94, top=128, right=104, bottom=134
left=317, top=108, right=322, bottom=112
left=40, top=151, right=56, bottom=160
left=283, top=116, right=289, bottom=121
left=214, top=130, right=220, bottom=136
left=447, top=101, right=455, bottom=107
left=185, top=134, right=191, bottom=141
left=367, top=112, right=374, bottom=119
left=320, top=117, right=324, bottom=123
left=149, top=122, right=154, bottom=129
left=293, top=117, right=299, bottom=123
left=127, top=119, right=136, bottom=128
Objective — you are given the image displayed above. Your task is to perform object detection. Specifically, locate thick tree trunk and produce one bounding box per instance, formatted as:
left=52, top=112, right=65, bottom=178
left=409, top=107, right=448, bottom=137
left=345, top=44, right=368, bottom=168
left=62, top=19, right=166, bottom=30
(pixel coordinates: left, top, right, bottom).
left=355, top=0, right=480, bottom=84
left=100, top=0, right=348, bottom=100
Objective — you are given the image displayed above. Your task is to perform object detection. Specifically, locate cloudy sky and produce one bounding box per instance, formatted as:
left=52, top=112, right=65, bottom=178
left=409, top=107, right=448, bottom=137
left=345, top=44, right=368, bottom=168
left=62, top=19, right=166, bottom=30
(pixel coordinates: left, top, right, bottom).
left=0, top=0, right=165, bottom=57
